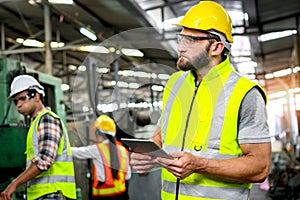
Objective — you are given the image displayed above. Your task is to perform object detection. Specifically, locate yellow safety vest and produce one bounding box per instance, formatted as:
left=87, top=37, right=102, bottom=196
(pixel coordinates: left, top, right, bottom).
left=26, top=109, right=76, bottom=200
left=160, top=57, right=267, bottom=200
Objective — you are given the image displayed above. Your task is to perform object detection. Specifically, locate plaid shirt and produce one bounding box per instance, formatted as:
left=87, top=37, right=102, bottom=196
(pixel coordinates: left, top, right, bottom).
left=31, top=113, right=63, bottom=170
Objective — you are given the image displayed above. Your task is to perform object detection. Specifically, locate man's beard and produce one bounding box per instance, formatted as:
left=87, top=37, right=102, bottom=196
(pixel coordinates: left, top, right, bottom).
left=176, top=57, right=193, bottom=71
left=176, top=44, right=210, bottom=71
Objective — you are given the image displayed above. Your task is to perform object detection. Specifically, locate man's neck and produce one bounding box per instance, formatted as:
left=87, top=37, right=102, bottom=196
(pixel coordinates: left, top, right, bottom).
left=30, top=103, right=45, bottom=119
left=194, top=56, right=223, bottom=81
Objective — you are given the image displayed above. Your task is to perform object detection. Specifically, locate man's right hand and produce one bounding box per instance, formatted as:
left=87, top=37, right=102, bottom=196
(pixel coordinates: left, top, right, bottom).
left=0, top=182, right=17, bottom=200
left=130, top=152, right=160, bottom=174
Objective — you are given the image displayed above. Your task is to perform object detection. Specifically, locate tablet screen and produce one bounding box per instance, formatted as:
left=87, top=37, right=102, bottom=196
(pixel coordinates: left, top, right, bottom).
left=121, top=138, right=172, bottom=159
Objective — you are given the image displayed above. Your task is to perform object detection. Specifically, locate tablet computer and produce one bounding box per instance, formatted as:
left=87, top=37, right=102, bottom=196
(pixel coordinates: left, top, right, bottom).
left=121, top=138, right=172, bottom=159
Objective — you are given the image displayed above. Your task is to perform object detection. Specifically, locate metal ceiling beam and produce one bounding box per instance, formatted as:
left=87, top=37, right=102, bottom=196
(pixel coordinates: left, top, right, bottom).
left=259, top=12, right=300, bottom=26
left=44, top=2, right=86, bottom=29
left=8, top=30, right=44, bottom=51
left=73, top=0, right=113, bottom=28
left=162, top=0, right=178, bottom=17
left=1, top=23, right=5, bottom=50
left=0, top=3, right=43, bottom=38
left=143, top=0, right=197, bottom=11
left=117, top=0, right=152, bottom=27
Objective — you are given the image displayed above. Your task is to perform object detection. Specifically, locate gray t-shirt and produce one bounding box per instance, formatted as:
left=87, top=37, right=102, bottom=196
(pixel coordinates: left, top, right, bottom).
left=238, top=88, right=270, bottom=144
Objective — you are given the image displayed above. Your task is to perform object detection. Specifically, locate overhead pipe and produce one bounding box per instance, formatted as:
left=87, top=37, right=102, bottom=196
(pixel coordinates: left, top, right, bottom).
left=113, top=51, right=120, bottom=109
left=1, top=23, right=4, bottom=51
left=43, top=0, right=105, bottom=40
left=295, top=17, right=300, bottom=79
left=44, top=3, right=52, bottom=75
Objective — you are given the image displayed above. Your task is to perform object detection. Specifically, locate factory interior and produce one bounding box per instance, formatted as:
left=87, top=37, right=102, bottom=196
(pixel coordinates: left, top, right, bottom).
left=1, top=0, right=300, bottom=199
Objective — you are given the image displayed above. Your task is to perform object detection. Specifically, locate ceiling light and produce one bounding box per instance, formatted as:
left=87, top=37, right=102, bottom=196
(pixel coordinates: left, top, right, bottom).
left=158, top=74, right=170, bottom=80
left=273, top=68, right=292, bottom=77
left=16, top=38, right=44, bottom=47
left=264, top=66, right=300, bottom=79
left=16, top=38, right=24, bottom=43
left=152, top=85, right=164, bottom=91
left=48, top=0, right=73, bottom=5
left=77, top=45, right=109, bottom=54
left=51, top=41, right=64, bottom=48
left=16, top=38, right=65, bottom=48
left=96, top=68, right=110, bottom=73
left=68, top=65, right=77, bottom=71
left=258, top=30, right=297, bottom=42
left=80, top=27, right=97, bottom=41
left=61, top=83, right=70, bottom=91
left=108, top=47, right=116, bottom=52
left=265, top=74, right=274, bottom=79
left=128, top=83, right=139, bottom=89
left=236, top=61, right=257, bottom=75
left=78, top=65, right=86, bottom=71
left=121, top=48, right=144, bottom=57
left=28, top=0, right=42, bottom=5
left=244, top=74, right=257, bottom=80
left=117, top=81, right=129, bottom=88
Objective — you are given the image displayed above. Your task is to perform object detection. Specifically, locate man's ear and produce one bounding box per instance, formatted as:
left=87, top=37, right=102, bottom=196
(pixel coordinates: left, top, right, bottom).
left=210, top=42, right=224, bottom=56
left=34, top=92, right=40, bottom=101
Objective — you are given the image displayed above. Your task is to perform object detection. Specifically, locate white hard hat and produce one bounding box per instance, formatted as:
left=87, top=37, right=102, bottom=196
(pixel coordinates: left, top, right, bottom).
left=9, top=75, right=45, bottom=98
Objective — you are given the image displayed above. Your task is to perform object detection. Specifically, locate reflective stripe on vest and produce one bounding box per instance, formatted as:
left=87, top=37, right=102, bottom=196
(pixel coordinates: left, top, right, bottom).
left=161, top=71, right=189, bottom=141
left=162, top=180, right=250, bottom=200
left=93, top=142, right=128, bottom=197
left=160, top=58, right=266, bottom=199
left=26, top=109, right=76, bottom=200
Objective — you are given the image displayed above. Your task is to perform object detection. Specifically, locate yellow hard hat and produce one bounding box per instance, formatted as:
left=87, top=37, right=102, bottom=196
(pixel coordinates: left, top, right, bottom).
left=94, top=115, right=116, bottom=136
left=176, top=1, right=233, bottom=43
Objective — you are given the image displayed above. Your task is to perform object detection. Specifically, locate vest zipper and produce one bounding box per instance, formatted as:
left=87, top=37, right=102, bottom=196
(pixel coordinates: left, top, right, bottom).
left=175, top=81, right=201, bottom=200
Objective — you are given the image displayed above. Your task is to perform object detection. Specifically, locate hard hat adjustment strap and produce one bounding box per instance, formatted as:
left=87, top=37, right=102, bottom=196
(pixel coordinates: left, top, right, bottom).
left=208, top=30, right=231, bottom=52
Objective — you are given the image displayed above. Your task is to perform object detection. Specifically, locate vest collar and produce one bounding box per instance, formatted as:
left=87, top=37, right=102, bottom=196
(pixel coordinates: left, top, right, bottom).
left=202, top=56, right=233, bottom=81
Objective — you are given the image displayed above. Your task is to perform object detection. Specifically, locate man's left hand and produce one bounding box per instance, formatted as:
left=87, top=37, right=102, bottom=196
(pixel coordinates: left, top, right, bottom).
left=155, top=152, right=204, bottom=179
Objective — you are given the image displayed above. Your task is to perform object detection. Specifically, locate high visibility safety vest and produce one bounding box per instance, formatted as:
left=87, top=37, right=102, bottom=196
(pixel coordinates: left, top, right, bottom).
left=26, top=109, right=76, bottom=200
left=93, top=142, right=129, bottom=197
left=160, top=57, right=267, bottom=200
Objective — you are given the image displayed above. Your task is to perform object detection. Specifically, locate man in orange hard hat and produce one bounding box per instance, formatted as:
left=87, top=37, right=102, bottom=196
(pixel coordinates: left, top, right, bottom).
left=130, top=1, right=271, bottom=199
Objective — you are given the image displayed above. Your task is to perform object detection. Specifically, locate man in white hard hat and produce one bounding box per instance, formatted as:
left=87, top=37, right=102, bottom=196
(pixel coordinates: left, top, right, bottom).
left=0, top=75, right=77, bottom=200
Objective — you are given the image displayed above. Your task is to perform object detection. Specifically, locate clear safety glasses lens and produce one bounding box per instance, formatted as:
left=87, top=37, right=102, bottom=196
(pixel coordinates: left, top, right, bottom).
left=13, top=94, right=31, bottom=105
left=177, top=33, right=218, bottom=46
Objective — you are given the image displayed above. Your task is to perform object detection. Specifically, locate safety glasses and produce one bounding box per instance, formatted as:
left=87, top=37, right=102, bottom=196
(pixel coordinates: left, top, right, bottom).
left=13, top=94, right=32, bottom=105
left=177, top=33, right=219, bottom=46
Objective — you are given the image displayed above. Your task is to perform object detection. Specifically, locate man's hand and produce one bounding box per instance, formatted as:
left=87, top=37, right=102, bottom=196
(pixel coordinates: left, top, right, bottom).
left=0, top=181, right=17, bottom=200
left=130, top=152, right=160, bottom=174
left=155, top=152, right=206, bottom=180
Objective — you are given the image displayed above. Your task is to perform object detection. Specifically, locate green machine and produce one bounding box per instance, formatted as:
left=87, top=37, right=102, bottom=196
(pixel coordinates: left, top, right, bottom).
left=0, top=58, right=66, bottom=199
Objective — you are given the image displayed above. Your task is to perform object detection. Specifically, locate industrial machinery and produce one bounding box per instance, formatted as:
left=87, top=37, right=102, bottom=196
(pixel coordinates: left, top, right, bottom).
left=0, top=57, right=164, bottom=200
left=268, top=140, right=300, bottom=200
left=0, top=58, right=67, bottom=199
